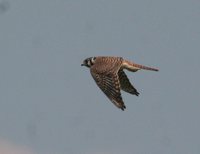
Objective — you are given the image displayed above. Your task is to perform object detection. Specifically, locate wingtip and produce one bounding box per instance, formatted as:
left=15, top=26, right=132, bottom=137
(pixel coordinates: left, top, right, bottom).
left=120, top=105, right=126, bottom=111
left=135, top=92, right=140, bottom=96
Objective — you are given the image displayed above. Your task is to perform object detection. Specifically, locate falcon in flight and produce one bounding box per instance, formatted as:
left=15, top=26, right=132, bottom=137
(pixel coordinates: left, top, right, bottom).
left=81, top=56, right=158, bottom=110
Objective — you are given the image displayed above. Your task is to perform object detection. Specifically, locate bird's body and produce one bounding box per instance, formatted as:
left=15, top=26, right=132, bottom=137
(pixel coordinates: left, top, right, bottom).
left=81, top=56, right=158, bottom=110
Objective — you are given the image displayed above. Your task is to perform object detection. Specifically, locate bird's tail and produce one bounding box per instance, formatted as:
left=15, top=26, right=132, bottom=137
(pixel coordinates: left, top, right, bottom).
left=123, top=60, right=159, bottom=72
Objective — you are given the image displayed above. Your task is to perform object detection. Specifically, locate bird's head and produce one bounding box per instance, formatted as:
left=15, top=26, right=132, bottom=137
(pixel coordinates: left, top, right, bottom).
left=81, top=57, right=96, bottom=68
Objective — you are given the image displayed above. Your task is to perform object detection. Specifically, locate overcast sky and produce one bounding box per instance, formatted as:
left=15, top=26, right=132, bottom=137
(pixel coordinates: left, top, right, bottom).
left=0, top=0, right=200, bottom=154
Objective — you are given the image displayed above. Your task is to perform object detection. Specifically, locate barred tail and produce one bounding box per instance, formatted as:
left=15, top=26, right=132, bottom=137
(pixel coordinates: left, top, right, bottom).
left=131, top=62, right=159, bottom=71
left=123, top=60, right=159, bottom=72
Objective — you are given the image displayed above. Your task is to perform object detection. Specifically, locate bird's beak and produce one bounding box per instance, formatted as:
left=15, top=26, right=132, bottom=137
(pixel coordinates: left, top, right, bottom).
left=81, top=63, right=85, bottom=66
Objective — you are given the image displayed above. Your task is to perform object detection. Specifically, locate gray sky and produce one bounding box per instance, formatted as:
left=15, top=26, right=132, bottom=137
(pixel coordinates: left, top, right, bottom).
left=0, top=0, right=200, bottom=154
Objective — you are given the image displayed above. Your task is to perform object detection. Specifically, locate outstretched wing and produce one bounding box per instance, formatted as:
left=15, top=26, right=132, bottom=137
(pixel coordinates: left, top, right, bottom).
left=90, top=71, right=126, bottom=110
left=118, top=70, right=139, bottom=96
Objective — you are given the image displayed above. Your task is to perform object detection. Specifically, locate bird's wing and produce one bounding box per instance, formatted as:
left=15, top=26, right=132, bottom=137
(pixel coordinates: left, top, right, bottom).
left=90, top=71, right=126, bottom=110
left=118, top=70, right=139, bottom=96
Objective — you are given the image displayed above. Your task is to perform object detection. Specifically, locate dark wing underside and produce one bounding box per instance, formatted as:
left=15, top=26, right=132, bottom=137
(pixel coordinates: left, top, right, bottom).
left=118, top=70, right=139, bottom=96
left=90, top=71, right=126, bottom=110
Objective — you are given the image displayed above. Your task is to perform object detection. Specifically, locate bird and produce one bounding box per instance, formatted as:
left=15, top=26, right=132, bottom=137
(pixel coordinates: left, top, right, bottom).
left=81, top=56, right=158, bottom=111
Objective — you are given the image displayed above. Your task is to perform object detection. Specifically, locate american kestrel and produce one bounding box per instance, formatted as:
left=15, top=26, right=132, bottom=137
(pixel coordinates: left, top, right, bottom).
left=81, top=56, right=158, bottom=111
